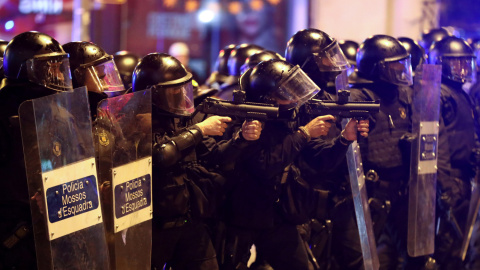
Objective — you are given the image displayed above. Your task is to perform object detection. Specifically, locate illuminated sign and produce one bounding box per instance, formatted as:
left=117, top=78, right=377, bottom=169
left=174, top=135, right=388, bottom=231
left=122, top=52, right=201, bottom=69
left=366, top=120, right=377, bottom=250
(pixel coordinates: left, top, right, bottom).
left=19, top=0, right=63, bottom=14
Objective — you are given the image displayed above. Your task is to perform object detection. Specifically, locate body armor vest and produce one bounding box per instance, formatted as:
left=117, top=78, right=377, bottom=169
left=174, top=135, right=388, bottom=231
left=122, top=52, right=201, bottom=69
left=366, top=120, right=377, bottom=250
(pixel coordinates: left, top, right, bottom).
left=355, top=86, right=412, bottom=177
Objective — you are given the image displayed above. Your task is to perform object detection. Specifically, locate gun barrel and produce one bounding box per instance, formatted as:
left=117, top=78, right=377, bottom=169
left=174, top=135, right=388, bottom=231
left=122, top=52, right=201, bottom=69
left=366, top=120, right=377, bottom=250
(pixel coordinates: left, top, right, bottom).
left=197, top=98, right=279, bottom=120
left=303, top=99, right=380, bottom=119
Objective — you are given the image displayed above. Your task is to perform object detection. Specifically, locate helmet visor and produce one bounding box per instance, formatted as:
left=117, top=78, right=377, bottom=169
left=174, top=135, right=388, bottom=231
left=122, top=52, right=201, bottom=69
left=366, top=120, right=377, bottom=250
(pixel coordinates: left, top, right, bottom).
left=442, top=57, right=476, bottom=83
left=303, top=41, right=351, bottom=72
left=25, top=54, right=73, bottom=91
left=272, top=66, right=320, bottom=107
left=75, top=59, right=125, bottom=96
left=150, top=81, right=195, bottom=116
left=379, top=57, right=413, bottom=86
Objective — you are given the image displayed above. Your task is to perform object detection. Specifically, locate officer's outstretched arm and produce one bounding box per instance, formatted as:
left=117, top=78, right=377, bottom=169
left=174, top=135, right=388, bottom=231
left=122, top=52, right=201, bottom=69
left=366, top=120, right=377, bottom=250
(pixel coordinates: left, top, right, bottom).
left=153, top=115, right=233, bottom=168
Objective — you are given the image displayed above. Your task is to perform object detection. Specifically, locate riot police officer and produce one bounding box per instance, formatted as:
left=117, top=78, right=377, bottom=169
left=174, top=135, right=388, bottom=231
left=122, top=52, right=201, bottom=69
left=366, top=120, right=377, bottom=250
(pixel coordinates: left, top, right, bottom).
left=0, top=31, right=73, bottom=269
left=63, top=41, right=126, bottom=120
left=113, top=50, right=140, bottom=90
left=428, top=36, right=478, bottom=270
left=132, top=52, right=262, bottom=270
left=64, top=41, right=149, bottom=269
left=285, top=29, right=351, bottom=99
left=350, top=34, right=419, bottom=270
left=222, top=59, right=366, bottom=270
left=217, top=44, right=263, bottom=100
left=285, top=28, right=365, bottom=270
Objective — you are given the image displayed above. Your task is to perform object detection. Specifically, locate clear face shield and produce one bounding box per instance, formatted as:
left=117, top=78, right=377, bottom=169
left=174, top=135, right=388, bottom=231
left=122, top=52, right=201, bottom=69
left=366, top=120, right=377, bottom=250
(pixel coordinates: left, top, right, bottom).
left=378, top=57, right=413, bottom=86
left=74, top=58, right=125, bottom=97
left=302, top=41, right=351, bottom=72
left=442, top=57, right=476, bottom=83
left=24, top=54, right=73, bottom=91
left=150, top=80, right=195, bottom=117
left=270, top=66, right=320, bottom=108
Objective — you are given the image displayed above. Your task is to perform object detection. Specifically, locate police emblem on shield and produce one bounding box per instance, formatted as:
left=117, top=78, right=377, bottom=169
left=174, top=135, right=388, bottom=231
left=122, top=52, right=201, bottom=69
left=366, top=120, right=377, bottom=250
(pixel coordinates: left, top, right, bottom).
left=99, top=130, right=109, bottom=146
left=53, top=141, right=61, bottom=157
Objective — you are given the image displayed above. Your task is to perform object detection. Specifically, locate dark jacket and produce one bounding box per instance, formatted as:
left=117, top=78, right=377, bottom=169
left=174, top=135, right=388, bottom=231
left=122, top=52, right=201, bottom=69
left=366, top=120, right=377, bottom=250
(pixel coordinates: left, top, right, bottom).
left=151, top=113, right=249, bottom=222
left=226, top=119, right=350, bottom=229
left=438, top=79, right=478, bottom=207
left=0, top=79, right=59, bottom=216
left=0, top=79, right=61, bottom=269
left=350, top=83, right=412, bottom=201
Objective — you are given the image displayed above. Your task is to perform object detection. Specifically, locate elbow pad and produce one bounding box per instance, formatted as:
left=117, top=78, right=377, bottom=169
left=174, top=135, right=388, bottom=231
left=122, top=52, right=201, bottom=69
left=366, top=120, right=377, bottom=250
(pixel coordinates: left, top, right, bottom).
left=174, top=126, right=203, bottom=153
left=153, top=126, right=203, bottom=167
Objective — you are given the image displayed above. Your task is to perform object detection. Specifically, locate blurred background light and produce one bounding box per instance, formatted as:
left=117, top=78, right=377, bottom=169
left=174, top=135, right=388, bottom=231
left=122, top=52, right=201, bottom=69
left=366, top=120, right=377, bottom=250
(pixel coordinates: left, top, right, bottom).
left=4, top=20, right=14, bottom=31
left=198, top=9, right=214, bottom=23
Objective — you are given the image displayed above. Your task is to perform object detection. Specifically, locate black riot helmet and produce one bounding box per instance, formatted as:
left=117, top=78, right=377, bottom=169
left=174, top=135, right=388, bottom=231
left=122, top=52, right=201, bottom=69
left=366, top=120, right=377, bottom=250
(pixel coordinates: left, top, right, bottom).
left=356, top=35, right=413, bottom=86
left=339, top=39, right=359, bottom=76
left=419, top=28, right=451, bottom=54
left=63, top=41, right=125, bottom=97
left=398, top=37, right=426, bottom=73
left=240, top=59, right=319, bottom=108
left=428, top=36, right=476, bottom=83
left=113, top=51, right=140, bottom=90
left=223, top=44, right=263, bottom=86
left=205, top=44, right=236, bottom=88
left=285, top=28, right=350, bottom=87
left=3, top=31, right=73, bottom=91
left=240, top=50, right=284, bottom=74
left=0, top=40, right=9, bottom=78
left=338, top=40, right=359, bottom=67
left=132, top=53, right=194, bottom=117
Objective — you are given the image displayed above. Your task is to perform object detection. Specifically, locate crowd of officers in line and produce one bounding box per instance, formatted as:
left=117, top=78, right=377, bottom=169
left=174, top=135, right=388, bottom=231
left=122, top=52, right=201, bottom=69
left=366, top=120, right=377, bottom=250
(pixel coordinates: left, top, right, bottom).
left=1, top=26, right=480, bottom=270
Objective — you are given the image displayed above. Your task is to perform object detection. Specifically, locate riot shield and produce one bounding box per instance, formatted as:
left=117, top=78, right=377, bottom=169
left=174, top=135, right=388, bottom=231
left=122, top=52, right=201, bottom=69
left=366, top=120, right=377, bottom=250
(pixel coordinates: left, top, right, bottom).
left=462, top=166, right=480, bottom=260
left=18, top=87, right=109, bottom=269
left=337, top=71, right=379, bottom=270
left=407, top=64, right=441, bottom=257
left=96, top=89, right=152, bottom=270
